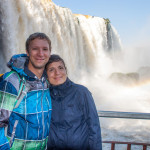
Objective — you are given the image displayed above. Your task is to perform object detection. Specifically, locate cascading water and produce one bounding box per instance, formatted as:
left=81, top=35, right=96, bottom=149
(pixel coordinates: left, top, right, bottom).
left=0, top=0, right=121, bottom=75
left=0, top=0, right=150, bottom=149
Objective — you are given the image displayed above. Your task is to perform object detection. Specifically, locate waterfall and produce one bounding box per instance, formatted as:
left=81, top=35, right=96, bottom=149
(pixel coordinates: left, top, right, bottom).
left=0, top=0, right=121, bottom=77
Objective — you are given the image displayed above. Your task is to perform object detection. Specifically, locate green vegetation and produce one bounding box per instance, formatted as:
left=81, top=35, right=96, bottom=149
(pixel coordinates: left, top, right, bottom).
left=104, top=18, right=110, bottom=25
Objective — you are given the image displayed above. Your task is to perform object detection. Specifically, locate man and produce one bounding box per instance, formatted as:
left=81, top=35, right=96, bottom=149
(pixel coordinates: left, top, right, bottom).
left=0, top=32, right=52, bottom=150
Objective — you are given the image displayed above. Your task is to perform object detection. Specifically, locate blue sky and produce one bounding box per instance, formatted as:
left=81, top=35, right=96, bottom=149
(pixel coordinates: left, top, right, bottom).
left=52, top=0, right=150, bottom=48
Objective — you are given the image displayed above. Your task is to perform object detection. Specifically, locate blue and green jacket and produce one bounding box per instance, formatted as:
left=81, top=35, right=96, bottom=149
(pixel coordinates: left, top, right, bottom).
left=0, top=54, right=52, bottom=150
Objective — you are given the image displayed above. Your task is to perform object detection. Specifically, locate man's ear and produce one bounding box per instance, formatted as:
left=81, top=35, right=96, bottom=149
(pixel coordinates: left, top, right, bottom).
left=26, top=50, right=29, bottom=56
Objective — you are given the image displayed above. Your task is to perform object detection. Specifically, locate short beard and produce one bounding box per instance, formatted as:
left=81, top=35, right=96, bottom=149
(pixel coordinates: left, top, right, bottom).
left=30, top=60, right=45, bottom=70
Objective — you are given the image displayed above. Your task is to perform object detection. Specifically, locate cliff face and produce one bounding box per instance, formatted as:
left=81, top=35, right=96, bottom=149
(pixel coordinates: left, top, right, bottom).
left=0, top=0, right=122, bottom=76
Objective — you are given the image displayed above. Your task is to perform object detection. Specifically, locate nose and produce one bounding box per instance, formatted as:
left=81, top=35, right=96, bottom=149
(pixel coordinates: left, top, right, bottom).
left=55, top=69, right=60, bottom=75
left=38, top=49, right=44, bottom=56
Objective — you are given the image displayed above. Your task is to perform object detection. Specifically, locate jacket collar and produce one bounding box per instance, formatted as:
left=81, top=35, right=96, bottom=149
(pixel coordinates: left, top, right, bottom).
left=49, top=78, right=73, bottom=97
left=24, top=59, right=47, bottom=81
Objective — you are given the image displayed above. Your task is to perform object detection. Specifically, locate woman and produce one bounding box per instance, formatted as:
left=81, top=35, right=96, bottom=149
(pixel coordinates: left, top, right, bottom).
left=46, top=54, right=102, bottom=150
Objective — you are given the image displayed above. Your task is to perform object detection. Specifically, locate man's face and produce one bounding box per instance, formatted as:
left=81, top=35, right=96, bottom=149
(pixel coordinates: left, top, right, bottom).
left=26, top=38, right=51, bottom=72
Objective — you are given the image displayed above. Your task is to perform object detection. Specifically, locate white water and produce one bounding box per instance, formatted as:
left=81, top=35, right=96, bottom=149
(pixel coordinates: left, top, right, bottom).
left=0, top=0, right=150, bottom=149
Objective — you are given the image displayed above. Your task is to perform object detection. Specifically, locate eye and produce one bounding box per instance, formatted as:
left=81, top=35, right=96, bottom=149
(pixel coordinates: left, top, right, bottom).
left=49, top=68, right=54, bottom=72
left=32, top=47, right=38, bottom=50
left=43, top=47, right=48, bottom=51
left=59, top=66, right=65, bottom=70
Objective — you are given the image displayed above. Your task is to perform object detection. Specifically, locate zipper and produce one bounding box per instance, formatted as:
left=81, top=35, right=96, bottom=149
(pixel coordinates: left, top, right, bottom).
left=40, top=78, right=45, bottom=149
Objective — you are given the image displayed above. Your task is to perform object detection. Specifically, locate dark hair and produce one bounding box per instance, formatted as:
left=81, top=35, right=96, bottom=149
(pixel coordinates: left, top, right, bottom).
left=46, top=54, right=67, bottom=73
left=26, top=32, right=51, bottom=52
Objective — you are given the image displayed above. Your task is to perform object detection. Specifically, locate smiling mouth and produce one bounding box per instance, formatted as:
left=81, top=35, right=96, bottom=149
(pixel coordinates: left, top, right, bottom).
left=36, top=59, right=44, bottom=61
left=54, top=77, right=62, bottom=80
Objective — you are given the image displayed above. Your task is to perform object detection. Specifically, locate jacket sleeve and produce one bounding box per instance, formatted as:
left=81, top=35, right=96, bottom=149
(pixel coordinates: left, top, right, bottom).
left=0, top=74, right=18, bottom=150
left=83, top=89, right=102, bottom=150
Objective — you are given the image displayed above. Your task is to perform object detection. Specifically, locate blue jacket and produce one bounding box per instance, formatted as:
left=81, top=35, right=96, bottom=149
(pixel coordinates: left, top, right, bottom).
left=0, top=54, right=52, bottom=150
left=47, top=78, right=102, bottom=150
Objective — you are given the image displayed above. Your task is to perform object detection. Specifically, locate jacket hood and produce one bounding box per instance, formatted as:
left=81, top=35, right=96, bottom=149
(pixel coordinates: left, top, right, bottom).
left=7, top=54, right=48, bottom=81
left=7, top=54, right=28, bottom=77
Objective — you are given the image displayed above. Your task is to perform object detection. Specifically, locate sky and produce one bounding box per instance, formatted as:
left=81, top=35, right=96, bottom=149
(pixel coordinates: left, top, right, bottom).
left=52, top=0, right=150, bottom=48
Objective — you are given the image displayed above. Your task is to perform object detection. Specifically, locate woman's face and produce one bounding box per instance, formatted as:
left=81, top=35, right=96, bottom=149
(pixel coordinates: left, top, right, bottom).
left=47, top=61, right=67, bottom=86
